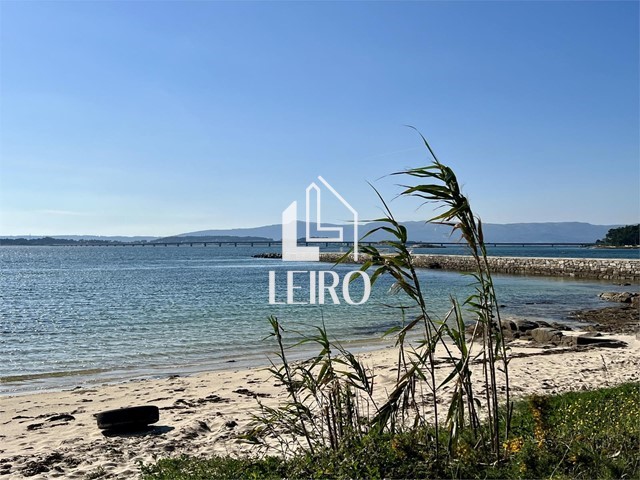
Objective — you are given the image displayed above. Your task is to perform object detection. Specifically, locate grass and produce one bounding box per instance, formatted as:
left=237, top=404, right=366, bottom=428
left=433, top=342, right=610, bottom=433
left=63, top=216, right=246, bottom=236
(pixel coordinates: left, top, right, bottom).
left=140, top=382, right=640, bottom=479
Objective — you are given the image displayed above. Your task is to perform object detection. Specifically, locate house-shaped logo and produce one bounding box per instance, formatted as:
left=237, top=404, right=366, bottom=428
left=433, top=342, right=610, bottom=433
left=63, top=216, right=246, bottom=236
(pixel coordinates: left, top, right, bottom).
left=282, top=176, right=358, bottom=261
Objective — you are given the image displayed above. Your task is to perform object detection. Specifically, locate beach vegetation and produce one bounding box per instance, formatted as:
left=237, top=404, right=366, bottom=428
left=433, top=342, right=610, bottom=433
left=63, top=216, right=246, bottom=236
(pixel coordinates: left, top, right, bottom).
left=243, top=132, right=512, bottom=461
left=141, top=383, right=640, bottom=479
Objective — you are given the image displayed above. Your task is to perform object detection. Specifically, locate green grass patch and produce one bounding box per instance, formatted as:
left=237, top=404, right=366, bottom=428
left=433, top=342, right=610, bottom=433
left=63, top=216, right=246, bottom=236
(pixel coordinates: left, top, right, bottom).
left=140, top=382, right=640, bottom=479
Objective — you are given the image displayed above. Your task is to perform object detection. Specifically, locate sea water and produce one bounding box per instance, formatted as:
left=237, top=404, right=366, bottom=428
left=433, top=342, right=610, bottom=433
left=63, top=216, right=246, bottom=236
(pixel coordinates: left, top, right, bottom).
left=0, top=245, right=635, bottom=394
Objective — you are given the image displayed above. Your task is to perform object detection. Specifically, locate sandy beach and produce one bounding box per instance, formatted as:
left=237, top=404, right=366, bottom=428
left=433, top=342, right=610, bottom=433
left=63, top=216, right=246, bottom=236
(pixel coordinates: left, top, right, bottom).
left=0, top=328, right=638, bottom=479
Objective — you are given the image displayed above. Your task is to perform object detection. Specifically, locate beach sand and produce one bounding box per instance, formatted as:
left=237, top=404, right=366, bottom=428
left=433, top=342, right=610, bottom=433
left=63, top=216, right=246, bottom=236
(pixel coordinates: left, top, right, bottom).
left=1, top=331, right=639, bottom=479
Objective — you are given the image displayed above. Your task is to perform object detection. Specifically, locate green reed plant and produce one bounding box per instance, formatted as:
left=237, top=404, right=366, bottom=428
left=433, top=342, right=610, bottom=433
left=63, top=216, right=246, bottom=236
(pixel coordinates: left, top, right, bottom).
left=245, top=316, right=378, bottom=455
left=393, top=130, right=512, bottom=454
left=353, top=131, right=512, bottom=457
left=247, top=132, right=511, bottom=461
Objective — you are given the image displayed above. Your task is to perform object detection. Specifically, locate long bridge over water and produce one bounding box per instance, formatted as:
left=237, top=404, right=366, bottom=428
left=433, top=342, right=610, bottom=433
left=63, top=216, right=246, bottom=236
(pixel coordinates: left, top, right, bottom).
left=76, top=241, right=597, bottom=248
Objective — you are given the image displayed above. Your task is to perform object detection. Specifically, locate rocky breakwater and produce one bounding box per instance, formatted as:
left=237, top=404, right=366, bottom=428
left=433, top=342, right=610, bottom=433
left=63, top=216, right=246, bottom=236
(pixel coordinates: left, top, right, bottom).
left=319, top=253, right=640, bottom=281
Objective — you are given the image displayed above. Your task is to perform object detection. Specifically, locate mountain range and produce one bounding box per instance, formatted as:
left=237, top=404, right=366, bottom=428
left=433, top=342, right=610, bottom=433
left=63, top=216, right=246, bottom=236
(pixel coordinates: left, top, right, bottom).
left=3, top=222, right=623, bottom=244
left=176, top=222, right=621, bottom=244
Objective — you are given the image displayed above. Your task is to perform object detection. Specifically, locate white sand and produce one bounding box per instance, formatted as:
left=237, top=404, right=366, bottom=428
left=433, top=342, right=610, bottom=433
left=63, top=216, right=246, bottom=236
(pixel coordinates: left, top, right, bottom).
left=1, top=333, right=638, bottom=479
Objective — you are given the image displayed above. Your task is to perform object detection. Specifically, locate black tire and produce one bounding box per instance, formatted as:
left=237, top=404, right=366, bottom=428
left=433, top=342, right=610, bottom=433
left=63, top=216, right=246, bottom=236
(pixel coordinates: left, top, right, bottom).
left=96, top=405, right=159, bottom=430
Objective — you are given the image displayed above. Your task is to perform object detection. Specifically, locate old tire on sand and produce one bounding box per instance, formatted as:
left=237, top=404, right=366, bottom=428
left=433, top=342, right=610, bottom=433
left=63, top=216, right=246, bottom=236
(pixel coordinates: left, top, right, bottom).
left=96, top=405, right=159, bottom=430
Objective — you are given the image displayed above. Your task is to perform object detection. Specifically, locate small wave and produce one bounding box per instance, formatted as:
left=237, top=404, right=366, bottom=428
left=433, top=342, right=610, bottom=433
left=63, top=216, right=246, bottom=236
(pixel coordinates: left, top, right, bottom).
left=1, top=368, right=109, bottom=383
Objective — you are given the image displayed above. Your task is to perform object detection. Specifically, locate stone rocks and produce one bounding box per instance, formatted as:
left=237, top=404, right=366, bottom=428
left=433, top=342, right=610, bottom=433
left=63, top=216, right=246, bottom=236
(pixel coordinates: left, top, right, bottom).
left=499, top=318, right=572, bottom=340
left=599, top=291, right=639, bottom=304
left=530, top=327, right=564, bottom=345
left=525, top=327, right=628, bottom=349
left=512, top=319, right=540, bottom=333
left=569, top=304, right=638, bottom=335
left=472, top=311, right=632, bottom=349
left=499, top=319, right=516, bottom=335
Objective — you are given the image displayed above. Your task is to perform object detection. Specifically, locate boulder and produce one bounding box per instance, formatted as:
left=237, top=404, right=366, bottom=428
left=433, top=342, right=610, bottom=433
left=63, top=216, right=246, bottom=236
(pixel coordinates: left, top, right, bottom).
left=535, top=320, right=552, bottom=328
left=499, top=319, right=517, bottom=332
left=530, top=327, right=563, bottom=344
left=501, top=323, right=517, bottom=340
left=599, top=292, right=639, bottom=304
left=513, top=319, right=541, bottom=333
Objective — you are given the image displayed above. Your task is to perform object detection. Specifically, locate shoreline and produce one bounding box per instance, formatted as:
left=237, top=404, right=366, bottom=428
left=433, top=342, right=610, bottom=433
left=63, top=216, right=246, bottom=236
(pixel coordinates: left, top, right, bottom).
left=2, top=284, right=634, bottom=397
left=0, top=308, right=617, bottom=397
left=1, top=329, right=638, bottom=479
left=0, top=334, right=398, bottom=397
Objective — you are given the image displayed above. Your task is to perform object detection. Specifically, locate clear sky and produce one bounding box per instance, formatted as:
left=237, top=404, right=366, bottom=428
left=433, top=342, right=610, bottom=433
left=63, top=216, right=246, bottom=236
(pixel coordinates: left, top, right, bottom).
left=1, top=1, right=638, bottom=236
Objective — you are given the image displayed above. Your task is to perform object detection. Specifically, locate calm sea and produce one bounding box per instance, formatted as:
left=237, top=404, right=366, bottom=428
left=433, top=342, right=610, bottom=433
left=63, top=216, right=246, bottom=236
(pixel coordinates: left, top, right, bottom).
left=0, top=245, right=636, bottom=394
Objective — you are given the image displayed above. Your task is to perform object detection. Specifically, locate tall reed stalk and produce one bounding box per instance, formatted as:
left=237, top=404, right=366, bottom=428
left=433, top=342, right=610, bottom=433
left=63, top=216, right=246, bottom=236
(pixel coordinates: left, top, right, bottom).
left=358, top=130, right=512, bottom=457
left=248, top=132, right=511, bottom=461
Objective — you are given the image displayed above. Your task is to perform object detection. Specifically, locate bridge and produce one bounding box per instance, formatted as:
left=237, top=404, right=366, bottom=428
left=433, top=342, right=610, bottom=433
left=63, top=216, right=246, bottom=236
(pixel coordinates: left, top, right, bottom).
left=73, top=241, right=597, bottom=248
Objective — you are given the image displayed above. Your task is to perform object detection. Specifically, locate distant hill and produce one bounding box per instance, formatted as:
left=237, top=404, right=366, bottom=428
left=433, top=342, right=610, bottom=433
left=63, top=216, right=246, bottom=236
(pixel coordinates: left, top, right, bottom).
left=154, top=235, right=274, bottom=243
left=0, top=237, right=124, bottom=246
left=0, top=235, right=274, bottom=246
left=4, top=222, right=621, bottom=245
left=179, top=222, right=620, bottom=244
left=179, top=225, right=284, bottom=240
left=0, top=235, right=157, bottom=242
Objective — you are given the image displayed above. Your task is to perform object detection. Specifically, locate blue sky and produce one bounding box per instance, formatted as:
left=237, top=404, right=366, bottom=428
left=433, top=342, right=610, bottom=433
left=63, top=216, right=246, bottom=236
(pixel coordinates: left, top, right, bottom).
left=1, top=1, right=638, bottom=236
